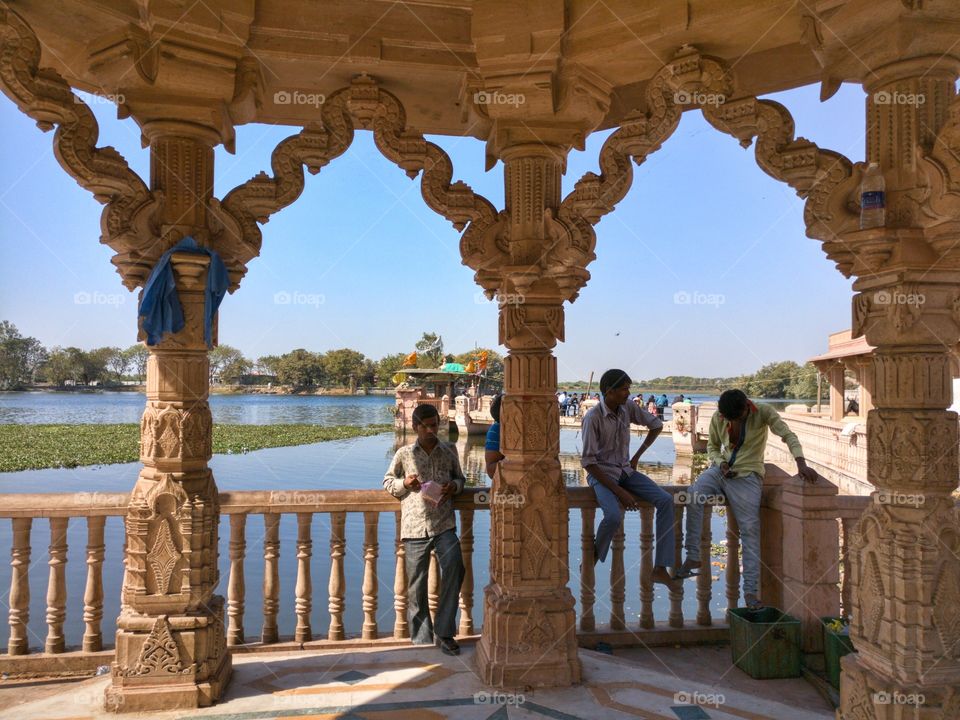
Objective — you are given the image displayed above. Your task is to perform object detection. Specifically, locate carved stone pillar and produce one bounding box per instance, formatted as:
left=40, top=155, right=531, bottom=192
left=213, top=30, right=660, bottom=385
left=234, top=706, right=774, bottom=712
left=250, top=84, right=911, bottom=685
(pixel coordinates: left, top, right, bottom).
left=475, top=143, right=581, bottom=687
left=842, top=279, right=960, bottom=717
left=829, top=362, right=846, bottom=422
left=107, top=125, right=230, bottom=712
left=837, top=57, right=960, bottom=719
left=852, top=356, right=875, bottom=416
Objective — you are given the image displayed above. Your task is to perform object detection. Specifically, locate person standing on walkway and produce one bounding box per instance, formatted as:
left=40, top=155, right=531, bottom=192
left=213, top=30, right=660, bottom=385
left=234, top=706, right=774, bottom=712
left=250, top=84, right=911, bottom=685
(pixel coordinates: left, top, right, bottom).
left=484, top=393, right=504, bottom=479
left=581, top=369, right=677, bottom=586
left=383, top=404, right=466, bottom=655
left=676, top=389, right=817, bottom=609
left=656, top=393, right=669, bottom=420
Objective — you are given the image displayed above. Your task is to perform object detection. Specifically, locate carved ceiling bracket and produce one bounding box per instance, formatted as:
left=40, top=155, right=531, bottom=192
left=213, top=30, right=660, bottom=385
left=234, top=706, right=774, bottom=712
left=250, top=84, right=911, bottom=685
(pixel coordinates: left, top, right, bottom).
left=513, top=46, right=731, bottom=303
left=696, top=56, right=862, bottom=278
left=0, top=7, right=160, bottom=290
left=214, top=74, right=498, bottom=292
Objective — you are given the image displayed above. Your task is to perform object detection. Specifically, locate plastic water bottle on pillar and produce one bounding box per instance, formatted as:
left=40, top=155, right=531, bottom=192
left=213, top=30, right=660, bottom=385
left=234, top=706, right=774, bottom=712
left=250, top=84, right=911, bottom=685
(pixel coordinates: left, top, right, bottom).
left=859, top=162, right=885, bottom=229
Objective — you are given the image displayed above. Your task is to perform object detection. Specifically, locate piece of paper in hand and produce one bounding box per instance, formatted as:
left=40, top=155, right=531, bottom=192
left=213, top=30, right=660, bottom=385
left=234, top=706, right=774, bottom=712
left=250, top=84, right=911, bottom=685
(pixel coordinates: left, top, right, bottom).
left=420, top=480, right=444, bottom=506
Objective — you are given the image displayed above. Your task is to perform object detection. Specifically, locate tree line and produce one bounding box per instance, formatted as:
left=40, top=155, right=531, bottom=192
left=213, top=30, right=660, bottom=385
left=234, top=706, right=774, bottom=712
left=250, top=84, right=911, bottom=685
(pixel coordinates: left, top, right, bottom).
left=0, top=321, right=821, bottom=398
left=0, top=323, right=505, bottom=392
left=561, top=360, right=823, bottom=399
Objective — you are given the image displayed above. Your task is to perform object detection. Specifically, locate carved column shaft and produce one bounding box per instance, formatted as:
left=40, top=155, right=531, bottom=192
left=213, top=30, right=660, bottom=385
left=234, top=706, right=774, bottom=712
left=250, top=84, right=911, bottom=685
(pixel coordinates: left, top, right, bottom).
left=475, top=144, right=581, bottom=687
left=108, top=126, right=230, bottom=712
left=839, top=57, right=960, bottom=720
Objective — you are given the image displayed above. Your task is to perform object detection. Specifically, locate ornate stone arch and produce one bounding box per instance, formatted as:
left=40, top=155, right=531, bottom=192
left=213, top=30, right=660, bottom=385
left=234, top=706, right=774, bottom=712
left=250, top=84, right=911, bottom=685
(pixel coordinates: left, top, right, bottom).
left=542, top=46, right=736, bottom=302
left=0, top=7, right=160, bottom=290
left=0, top=7, right=498, bottom=295
left=210, top=73, right=499, bottom=290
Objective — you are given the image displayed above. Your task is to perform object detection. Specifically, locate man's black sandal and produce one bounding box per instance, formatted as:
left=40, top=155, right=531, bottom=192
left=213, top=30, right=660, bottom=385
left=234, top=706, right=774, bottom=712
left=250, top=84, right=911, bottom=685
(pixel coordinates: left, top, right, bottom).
left=437, top=637, right=460, bottom=656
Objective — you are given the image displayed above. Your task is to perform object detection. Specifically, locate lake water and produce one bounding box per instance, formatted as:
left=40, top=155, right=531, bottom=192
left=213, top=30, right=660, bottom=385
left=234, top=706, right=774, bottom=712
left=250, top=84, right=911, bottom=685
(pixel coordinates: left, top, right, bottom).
left=0, top=391, right=396, bottom=426
left=0, top=392, right=756, bottom=651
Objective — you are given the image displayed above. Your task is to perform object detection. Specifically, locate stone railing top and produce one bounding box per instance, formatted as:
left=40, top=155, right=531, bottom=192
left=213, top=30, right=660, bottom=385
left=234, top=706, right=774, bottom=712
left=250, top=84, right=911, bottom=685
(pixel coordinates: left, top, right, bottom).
left=0, top=486, right=666, bottom=518
left=0, top=481, right=877, bottom=519
left=778, top=412, right=866, bottom=433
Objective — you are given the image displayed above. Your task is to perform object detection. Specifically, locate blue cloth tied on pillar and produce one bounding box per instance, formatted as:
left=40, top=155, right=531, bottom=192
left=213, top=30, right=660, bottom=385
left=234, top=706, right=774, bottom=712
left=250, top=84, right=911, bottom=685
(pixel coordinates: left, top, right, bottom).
left=138, top=237, right=228, bottom=347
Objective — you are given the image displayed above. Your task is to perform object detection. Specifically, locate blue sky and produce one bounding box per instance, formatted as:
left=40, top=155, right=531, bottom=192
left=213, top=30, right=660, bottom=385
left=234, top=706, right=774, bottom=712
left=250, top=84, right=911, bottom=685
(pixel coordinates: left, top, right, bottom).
left=0, top=82, right=865, bottom=381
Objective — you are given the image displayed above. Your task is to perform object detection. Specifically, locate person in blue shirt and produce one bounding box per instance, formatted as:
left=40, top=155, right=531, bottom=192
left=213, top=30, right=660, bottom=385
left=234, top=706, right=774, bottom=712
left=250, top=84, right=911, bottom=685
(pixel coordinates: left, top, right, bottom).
left=656, top=393, right=669, bottom=420
left=485, top=394, right=504, bottom=479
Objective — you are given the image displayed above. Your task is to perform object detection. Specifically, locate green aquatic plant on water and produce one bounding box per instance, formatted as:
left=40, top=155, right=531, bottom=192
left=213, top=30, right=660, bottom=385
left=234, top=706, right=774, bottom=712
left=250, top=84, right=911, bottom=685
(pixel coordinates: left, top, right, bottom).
left=0, top=423, right=392, bottom=472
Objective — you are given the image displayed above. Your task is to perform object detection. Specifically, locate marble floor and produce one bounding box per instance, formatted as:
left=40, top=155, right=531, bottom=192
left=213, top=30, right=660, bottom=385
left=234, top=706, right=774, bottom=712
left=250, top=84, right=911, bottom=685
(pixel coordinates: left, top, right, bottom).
left=0, top=641, right=834, bottom=720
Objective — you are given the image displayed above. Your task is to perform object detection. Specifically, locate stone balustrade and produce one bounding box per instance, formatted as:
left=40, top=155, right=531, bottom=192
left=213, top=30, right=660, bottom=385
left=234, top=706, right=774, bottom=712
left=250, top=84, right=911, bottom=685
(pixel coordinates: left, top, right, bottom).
left=768, top=412, right=869, bottom=496
left=0, top=477, right=870, bottom=677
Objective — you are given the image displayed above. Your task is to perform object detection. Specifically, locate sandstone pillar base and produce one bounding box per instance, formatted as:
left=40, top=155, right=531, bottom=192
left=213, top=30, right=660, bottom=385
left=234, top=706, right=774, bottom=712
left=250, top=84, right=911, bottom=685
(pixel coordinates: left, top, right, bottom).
left=474, top=583, right=580, bottom=688
left=839, top=653, right=960, bottom=719
left=106, top=595, right=231, bottom=712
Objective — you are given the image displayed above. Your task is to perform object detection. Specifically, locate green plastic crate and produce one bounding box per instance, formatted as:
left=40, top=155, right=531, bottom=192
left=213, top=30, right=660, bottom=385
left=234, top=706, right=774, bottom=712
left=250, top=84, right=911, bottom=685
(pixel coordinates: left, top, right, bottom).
left=728, top=607, right=802, bottom=679
left=821, top=617, right=856, bottom=689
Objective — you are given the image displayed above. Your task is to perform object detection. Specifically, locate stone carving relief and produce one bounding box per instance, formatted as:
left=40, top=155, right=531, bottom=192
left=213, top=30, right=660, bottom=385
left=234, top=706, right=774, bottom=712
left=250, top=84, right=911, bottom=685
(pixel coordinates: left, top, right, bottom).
left=147, top=519, right=181, bottom=595
left=860, top=552, right=884, bottom=645
left=141, top=403, right=213, bottom=463
left=867, top=410, right=957, bottom=489
left=127, top=474, right=189, bottom=596
left=932, top=560, right=960, bottom=659
left=518, top=602, right=555, bottom=653
left=839, top=666, right=874, bottom=720
left=213, top=73, right=498, bottom=293
left=520, top=506, right=551, bottom=581
left=121, top=616, right=190, bottom=677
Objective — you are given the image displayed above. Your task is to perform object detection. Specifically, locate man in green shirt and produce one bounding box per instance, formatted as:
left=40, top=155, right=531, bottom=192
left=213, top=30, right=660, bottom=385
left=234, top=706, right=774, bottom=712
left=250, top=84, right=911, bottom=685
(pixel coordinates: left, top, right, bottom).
left=677, top=389, right=817, bottom=609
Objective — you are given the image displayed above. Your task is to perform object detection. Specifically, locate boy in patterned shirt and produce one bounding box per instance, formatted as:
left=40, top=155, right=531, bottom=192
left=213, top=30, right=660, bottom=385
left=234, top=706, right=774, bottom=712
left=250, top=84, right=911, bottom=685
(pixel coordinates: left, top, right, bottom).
left=384, top=404, right=465, bottom=655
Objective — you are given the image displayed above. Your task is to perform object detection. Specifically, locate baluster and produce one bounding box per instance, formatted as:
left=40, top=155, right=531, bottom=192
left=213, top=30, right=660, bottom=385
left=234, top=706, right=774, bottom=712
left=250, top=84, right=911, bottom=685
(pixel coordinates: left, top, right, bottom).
left=295, top=513, right=313, bottom=642
left=45, top=517, right=68, bottom=654
left=362, top=512, right=379, bottom=639
left=328, top=511, right=346, bottom=640
left=428, top=551, right=440, bottom=621
left=696, top=505, right=713, bottom=626
left=8, top=517, right=32, bottom=655
left=262, top=513, right=280, bottom=644
left=579, top=508, right=596, bottom=632
left=840, top=517, right=855, bottom=617
left=226, top=514, right=246, bottom=645
left=458, top=508, right=475, bottom=636
left=668, top=503, right=684, bottom=628
left=610, top=523, right=625, bottom=630
left=726, top=509, right=741, bottom=611
left=82, top=516, right=105, bottom=652
left=393, top=511, right=408, bottom=639
left=639, top=506, right=654, bottom=629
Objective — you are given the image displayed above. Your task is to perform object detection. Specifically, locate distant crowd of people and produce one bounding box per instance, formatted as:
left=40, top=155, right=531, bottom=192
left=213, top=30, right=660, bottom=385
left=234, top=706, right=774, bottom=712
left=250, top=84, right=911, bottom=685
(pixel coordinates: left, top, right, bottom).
left=556, top=391, right=598, bottom=417
left=556, top=390, right=690, bottom=419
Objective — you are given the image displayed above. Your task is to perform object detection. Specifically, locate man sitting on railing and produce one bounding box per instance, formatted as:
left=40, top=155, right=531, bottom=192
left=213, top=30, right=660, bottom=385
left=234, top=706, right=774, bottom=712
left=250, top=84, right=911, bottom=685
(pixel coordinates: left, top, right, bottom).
left=581, top=369, right=678, bottom=587
left=383, top=404, right=466, bottom=656
left=676, top=388, right=818, bottom=610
